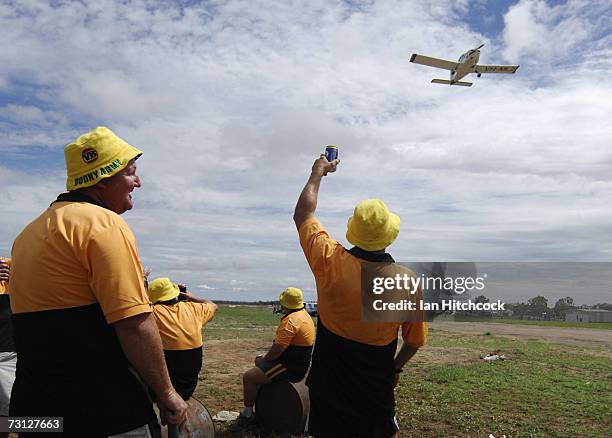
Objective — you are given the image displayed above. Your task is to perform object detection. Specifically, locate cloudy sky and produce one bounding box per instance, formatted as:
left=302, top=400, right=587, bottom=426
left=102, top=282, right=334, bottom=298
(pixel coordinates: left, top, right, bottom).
left=1, top=0, right=611, bottom=304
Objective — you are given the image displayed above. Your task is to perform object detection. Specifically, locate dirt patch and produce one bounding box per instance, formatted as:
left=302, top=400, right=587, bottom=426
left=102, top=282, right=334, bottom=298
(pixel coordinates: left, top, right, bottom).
left=431, top=321, right=612, bottom=349
left=194, top=339, right=270, bottom=415
left=409, top=346, right=480, bottom=366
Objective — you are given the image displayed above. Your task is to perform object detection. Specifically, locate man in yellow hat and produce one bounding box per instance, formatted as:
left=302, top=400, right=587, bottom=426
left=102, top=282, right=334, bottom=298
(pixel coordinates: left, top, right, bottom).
left=9, top=127, right=187, bottom=437
left=147, top=278, right=217, bottom=400
left=294, top=155, right=428, bottom=438
left=233, top=287, right=315, bottom=429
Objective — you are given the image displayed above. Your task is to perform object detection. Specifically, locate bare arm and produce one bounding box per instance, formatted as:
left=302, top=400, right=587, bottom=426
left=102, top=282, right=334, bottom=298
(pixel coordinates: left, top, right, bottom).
left=293, top=155, right=340, bottom=230
left=392, top=343, right=420, bottom=387
left=262, top=342, right=287, bottom=362
left=114, top=313, right=187, bottom=425
left=179, top=292, right=218, bottom=310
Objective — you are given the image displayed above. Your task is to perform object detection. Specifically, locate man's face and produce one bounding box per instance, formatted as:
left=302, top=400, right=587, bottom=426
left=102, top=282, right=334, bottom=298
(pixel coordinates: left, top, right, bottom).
left=97, top=159, right=141, bottom=214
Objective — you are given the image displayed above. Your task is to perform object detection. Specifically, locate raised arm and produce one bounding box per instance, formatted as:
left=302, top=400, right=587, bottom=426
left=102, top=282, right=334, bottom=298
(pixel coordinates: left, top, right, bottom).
left=179, top=291, right=218, bottom=310
left=293, top=155, right=340, bottom=229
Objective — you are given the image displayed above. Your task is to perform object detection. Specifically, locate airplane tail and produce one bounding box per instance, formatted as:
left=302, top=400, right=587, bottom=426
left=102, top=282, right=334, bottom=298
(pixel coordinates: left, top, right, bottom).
left=431, top=79, right=472, bottom=87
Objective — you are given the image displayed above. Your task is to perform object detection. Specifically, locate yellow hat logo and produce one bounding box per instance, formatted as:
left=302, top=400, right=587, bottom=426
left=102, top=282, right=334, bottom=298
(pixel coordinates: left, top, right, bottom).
left=82, top=148, right=98, bottom=164
left=64, top=126, right=143, bottom=191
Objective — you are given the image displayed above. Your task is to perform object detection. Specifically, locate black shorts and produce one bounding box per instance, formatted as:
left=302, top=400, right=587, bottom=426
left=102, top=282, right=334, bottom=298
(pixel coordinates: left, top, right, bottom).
left=257, top=359, right=296, bottom=381
left=308, top=392, right=399, bottom=438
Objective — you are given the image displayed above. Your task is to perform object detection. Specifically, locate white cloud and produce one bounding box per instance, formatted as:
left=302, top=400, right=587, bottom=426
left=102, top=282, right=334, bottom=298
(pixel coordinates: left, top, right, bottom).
left=0, top=0, right=611, bottom=303
left=501, top=0, right=608, bottom=64
left=0, top=104, right=68, bottom=126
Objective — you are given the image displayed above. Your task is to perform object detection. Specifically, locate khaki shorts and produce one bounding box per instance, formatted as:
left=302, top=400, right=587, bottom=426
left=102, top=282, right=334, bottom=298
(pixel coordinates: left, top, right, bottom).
left=0, top=351, right=17, bottom=416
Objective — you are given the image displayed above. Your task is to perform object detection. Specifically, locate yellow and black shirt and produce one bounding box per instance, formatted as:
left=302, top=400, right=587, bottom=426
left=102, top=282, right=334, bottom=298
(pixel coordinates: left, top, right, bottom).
left=274, top=307, right=315, bottom=379
left=153, top=301, right=215, bottom=350
left=152, top=300, right=216, bottom=400
left=299, top=217, right=428, bottom=421
left=9, top=193, right=154, bottom=436
left=299, top=217, right=427, bottom=348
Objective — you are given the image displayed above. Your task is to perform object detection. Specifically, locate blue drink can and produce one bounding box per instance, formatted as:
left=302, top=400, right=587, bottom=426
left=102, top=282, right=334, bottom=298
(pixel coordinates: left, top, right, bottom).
left=325, top=145, right=338, bottom=162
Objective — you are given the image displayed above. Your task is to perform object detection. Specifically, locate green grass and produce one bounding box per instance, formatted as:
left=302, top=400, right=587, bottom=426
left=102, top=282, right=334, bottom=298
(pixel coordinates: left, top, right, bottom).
left=397, top=332, right=612, bottom=437
left=205, top=304, right=281, bottom=341
left=451, top=316, right=612, bottom=330
left=204, top=305, right=611, bottom=437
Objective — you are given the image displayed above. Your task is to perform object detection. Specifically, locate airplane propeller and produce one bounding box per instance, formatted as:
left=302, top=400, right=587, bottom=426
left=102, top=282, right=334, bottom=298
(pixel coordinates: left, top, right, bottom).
left=475, top=43, right=485, bottom=50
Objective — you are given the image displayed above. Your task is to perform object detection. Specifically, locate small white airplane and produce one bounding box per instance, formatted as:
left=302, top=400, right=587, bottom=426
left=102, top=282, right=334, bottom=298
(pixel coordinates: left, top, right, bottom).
left=410, top=44, right=519, bottom=87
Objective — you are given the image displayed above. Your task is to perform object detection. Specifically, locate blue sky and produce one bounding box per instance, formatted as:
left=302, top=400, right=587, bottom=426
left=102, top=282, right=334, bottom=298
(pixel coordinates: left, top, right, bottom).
left=1, top=0, right=611, bottom=304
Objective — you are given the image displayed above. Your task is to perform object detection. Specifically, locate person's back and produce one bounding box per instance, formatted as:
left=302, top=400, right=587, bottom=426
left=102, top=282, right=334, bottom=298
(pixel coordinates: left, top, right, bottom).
left=272, top=303, right=315, bottom=381
left=294, top=155, right=427, bottom=438
left=232, top=287, right=314, bottom=430
left=148, top=278, right=217, bottom=400
left=298, top=227, right=421, bottom=345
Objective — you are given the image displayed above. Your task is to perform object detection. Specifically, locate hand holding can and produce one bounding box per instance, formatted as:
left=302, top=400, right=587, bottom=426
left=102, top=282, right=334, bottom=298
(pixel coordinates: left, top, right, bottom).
left=325, top=145, right=338, bottom=162
left=324, top=145, right=339, bottom=173
left=0, top=258, right=10, bottom=283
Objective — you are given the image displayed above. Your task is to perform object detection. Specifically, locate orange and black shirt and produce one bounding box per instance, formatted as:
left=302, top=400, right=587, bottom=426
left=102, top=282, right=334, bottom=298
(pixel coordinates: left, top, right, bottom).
left=299, top=216, right=428, bottom=419
left=152, top=301, right=216, bottom=350
left=152, top=300, right=216, bottom=400
left=274, top=307, right=315, bottom=378
left=299, top=217, right=428, bottom=348
left=9, top=193, right=154, bottom=436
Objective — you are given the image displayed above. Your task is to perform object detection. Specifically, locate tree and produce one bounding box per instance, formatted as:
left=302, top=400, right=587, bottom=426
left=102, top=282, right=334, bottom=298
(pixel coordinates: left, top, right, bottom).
left=594, top=303, right=612, bottom=311
left=474, top=295, right=490, bottom=304
left=553, top=297, right=575, bottom=319
left=473, top=295, right=490, bottom=316
left=528, top=296, right=549, bottom=318
left=508, top=302, right=528, bottom=320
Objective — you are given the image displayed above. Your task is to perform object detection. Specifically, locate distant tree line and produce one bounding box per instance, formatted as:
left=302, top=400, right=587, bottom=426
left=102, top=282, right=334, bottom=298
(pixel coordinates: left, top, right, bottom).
left=458, top=295, right=611, bottom=321
left=214, top=300, right=279, bottom=305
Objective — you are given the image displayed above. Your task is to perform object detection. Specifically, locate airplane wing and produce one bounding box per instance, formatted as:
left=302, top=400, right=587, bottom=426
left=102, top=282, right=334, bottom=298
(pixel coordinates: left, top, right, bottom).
left=410, top=54, right=458, bottom=71
left=475, top=64, right=519, bottom=74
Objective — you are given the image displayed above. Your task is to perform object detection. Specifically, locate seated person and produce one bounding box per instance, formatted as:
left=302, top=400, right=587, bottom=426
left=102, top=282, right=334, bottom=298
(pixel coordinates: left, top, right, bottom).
left=236, top=287, right=315, bottom=426
left=148, top=277, right=217, bottom=400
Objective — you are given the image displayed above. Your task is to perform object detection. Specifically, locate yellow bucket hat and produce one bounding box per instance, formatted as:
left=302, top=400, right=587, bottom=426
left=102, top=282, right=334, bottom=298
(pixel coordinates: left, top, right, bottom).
left=346, top=199, right=400, bottom=251
left=279, top=287, right=304, bottom=310
left=64, top=126, right=143, bottom=191
left=148, top=277, right=180, bottom=304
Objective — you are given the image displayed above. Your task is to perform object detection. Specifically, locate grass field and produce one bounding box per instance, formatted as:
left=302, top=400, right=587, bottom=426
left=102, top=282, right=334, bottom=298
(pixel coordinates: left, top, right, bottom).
left=195, top=305, right=612, bottom=437
left=452, top=316, right=612, bottom=330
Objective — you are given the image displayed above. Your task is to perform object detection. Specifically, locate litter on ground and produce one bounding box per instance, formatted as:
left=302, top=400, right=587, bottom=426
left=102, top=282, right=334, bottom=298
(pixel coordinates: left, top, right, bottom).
left=212, top=410, right=240, bottom=422
left=480, top=350, right=508, bottom=361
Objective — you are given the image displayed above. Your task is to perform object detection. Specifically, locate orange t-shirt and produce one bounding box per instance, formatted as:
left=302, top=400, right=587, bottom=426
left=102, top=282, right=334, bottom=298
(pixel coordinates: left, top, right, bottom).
left=299, top=217, right=427, bottom=348
left=275, top=308, right=315, bottom=347
left=152, top=301, right=216, bottom=350
left=10, top=201, right=151, bottom=323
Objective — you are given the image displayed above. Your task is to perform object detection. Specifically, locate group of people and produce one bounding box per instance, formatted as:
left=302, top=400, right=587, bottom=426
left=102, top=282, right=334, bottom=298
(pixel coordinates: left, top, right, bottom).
left=0, top=126, right=428, bottom=438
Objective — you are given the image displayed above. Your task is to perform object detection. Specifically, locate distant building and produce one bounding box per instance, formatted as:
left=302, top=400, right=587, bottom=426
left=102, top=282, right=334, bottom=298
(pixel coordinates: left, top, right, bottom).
left=305, top=302, right=318, bottom=316
left=565, top=309, right=612, bottom=323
